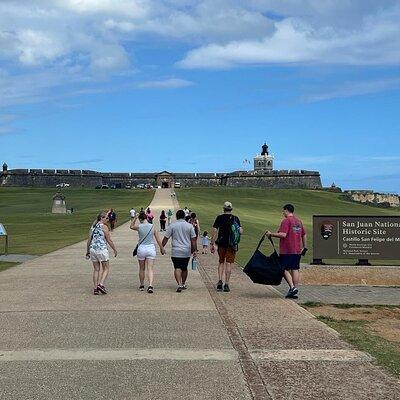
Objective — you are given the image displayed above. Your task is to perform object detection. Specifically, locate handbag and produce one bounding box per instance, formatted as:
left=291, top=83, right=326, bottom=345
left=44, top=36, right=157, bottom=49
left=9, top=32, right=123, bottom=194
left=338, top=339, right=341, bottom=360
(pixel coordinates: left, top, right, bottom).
left=243, top=234, right=284, bottom=286
left=132, top=225, right=153, bottom=257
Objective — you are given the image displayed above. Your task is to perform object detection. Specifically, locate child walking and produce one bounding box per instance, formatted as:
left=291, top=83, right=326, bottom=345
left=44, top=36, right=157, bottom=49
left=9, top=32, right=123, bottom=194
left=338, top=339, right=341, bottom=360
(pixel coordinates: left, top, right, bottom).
left=202, top=231, right=210, bottom=254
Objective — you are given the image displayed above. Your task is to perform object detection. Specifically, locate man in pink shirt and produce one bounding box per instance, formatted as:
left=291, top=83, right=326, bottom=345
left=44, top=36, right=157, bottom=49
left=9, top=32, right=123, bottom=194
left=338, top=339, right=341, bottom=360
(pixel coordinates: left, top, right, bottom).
left=266, top=204, right=307, bottom=299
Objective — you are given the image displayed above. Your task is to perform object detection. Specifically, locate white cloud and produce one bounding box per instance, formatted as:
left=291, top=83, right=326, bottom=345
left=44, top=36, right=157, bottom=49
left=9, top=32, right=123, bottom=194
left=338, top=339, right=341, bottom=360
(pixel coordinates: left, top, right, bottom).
left=303, top=78, right=400, bottom=102
left=178, top=6, right=400, bottom=69
left=136, top=78, right=193, bottom=89
left=0, top=1, right=399, bottom=106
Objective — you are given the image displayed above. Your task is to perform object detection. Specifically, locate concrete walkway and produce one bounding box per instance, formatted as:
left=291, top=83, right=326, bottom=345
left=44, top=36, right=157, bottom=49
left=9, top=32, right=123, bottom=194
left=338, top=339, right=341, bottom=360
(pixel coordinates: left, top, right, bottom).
left=275, top=283, right=400, bottom=305
left=0, top=189, right=249, bottom=400
left=0, top=189, right=399, bottom=399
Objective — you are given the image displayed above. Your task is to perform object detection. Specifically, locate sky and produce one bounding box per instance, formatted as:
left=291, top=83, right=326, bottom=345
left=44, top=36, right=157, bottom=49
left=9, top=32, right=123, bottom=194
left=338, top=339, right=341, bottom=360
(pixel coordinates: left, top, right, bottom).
left=0, top=0, right=399, bottom=193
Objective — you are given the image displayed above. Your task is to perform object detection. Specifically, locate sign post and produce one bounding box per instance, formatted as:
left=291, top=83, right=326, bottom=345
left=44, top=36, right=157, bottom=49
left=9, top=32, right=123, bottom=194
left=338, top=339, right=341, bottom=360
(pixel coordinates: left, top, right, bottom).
left=0, top=224, right=8, bottom=255
left=313, top=216, right=400, bottom=265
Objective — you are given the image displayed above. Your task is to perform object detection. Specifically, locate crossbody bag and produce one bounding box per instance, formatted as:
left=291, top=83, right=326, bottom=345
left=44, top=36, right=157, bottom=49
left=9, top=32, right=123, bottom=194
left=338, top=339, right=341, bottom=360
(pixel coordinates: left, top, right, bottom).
left=132, top=225, right=153, bottom=257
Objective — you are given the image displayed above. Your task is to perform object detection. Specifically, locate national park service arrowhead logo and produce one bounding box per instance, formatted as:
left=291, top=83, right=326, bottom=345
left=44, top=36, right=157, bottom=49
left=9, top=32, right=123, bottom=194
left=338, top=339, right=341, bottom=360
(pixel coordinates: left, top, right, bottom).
left=320, top=221, right=334, bottom=240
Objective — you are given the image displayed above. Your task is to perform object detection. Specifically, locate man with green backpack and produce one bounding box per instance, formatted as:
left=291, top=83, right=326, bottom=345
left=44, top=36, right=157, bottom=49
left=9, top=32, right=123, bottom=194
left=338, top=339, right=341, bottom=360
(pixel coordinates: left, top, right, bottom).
left=210, top=201, right=243, bottom=292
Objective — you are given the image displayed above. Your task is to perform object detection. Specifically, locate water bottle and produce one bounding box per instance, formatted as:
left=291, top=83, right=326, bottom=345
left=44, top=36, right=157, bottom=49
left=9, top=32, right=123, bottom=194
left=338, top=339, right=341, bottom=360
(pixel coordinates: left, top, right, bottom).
left=191, top=257, right=199, bottom=271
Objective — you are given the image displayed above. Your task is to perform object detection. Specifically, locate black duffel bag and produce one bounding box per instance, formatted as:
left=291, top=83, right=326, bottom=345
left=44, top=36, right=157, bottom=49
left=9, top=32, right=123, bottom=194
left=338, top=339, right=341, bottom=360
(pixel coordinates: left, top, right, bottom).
left=243, top=234, right=284, bottom=286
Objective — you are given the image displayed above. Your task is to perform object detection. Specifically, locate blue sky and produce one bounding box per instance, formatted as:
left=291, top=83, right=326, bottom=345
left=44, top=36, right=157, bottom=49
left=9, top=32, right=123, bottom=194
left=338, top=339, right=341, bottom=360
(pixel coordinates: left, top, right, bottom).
left=0, top=1, right=399, bottom=193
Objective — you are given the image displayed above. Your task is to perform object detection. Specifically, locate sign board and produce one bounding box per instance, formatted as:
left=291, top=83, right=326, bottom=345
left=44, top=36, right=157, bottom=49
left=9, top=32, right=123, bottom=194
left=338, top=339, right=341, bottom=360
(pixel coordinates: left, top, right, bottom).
left=0, top=224, right=7, bottom=236
left=313, top=216, right=400, bottom=260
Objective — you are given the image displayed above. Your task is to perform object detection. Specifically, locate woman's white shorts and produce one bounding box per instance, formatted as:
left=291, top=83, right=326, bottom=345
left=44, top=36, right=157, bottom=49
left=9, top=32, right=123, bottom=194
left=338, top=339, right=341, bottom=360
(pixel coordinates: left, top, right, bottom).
left=90, top=249, right=109, bottom=262
left=137, top=244, right=156, bottom=261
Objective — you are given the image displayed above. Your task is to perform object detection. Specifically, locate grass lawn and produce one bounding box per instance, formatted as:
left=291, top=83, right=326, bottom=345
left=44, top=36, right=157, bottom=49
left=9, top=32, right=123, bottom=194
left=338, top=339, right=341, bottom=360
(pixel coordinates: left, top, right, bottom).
left=0, top=187, right=154, bottom=256
left=177, top=187, right=400, bottom=266
left=303, top=303, right=400, bottom=377
left=0, top=261, right=19, bottom=272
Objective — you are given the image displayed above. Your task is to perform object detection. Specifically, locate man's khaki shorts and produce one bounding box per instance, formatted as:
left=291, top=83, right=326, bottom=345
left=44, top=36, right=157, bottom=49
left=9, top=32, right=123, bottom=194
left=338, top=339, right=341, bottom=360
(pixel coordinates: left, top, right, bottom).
left=218, top=246, right=236, bottom=264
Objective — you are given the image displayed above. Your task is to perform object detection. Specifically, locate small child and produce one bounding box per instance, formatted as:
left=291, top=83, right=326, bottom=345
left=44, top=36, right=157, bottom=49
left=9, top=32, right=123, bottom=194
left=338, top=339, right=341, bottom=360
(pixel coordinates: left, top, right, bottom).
left=202, top=231, right=211, bottom=254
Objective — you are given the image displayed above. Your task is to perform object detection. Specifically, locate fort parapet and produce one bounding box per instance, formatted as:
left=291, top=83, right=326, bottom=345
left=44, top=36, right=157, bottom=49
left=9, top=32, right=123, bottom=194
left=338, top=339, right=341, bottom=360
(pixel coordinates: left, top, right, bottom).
left=0, top=168, right=322, bottom=189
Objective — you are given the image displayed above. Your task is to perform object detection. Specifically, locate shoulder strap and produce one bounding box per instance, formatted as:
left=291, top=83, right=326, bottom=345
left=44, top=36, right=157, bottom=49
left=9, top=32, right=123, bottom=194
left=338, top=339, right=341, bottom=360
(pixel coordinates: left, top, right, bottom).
left=138, top=225, right=153, bottom=246
left=255, top=232, right=277, bottom=252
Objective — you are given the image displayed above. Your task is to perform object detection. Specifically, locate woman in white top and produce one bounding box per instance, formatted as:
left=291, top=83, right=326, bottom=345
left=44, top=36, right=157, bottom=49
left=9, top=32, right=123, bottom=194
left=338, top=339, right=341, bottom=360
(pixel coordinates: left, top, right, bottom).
left=130, top=211, right=165, bottom=293
left=86, top=211, right=118, bottom=295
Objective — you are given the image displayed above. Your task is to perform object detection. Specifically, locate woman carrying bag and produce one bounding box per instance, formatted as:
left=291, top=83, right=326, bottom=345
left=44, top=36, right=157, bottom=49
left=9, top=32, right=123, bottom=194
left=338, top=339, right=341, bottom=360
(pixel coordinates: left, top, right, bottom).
left=130, top=211, right=165, bottom=293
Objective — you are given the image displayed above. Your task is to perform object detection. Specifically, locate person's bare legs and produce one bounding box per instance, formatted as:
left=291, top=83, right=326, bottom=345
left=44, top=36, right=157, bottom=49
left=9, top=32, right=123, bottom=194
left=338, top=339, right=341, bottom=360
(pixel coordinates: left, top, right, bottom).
left=138, top=260, right=146, bottom=286
left=174, top=268, right=182, bottom=285
left=224, top=262, right=232, bottom=283
left=218, top=262, right=225, bottom=282
left=284, top=270, right=294, bottom=289
left=99, top=261, right=109, bottom=286
left=181, top=269, right=188, bottom=286
left=146, top=258, right=154, bottom=287
left=291, top=269, right=300, bottom=288
left=92, top=261, right=100, bottom=288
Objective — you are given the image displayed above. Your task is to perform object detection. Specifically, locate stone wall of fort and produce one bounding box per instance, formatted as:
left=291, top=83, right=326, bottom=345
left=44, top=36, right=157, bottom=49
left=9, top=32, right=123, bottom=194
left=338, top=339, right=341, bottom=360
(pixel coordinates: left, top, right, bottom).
left=343, top=190, right=399, bottom=208
left=0, top=168, right=322, bottom=189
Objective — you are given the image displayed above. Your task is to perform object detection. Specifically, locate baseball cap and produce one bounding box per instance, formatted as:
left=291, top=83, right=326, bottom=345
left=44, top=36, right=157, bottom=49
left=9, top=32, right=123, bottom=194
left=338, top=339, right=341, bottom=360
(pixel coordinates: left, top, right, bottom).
left=223, top=201, right=233, bottom=211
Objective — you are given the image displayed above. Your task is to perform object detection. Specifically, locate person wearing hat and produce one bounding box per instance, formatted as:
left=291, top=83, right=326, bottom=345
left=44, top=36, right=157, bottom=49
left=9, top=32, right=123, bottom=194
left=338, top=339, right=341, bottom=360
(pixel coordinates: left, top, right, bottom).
left=210, top=201, right=243, bottom=292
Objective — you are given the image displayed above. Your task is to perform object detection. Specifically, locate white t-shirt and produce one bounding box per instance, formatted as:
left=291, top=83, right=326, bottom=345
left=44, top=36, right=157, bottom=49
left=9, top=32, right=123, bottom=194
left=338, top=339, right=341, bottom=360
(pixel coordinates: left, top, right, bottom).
left=129, top=208, right=136, bottom=218
left=165, top=219, right=196, bottom=258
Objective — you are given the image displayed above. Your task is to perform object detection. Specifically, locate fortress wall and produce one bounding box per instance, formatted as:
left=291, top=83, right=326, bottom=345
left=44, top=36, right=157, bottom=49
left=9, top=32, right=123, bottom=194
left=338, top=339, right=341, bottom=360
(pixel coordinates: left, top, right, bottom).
left=176, top=177, right=221, bottom=187
left=225, top=174, right=322, bottom=189
left=1, top=171, right=101, bottom=187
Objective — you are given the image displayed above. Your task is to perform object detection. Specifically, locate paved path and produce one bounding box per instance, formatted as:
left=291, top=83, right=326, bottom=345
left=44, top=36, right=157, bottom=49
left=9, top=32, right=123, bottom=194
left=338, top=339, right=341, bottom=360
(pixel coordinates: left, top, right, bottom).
left=0, top=189, right=250, bottom=400
left=275, top=283, right=400, bottom=305
left=0, top=189, right=399, bottom=399
left=0, top=254, right=38, bottom=262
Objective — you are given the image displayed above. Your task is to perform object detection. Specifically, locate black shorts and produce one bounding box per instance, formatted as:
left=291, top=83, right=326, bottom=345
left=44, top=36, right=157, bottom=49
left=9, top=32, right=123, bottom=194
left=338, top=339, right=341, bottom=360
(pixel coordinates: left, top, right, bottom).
left=280, top=254, right=301, bottom=270
left=171, top=257, right=190, bottom=271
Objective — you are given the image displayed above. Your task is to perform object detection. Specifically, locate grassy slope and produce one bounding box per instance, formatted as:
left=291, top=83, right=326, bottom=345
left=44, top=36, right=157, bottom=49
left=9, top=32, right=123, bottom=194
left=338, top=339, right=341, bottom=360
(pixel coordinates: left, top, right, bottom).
left=0, top=187, right=154, bottom=255
left=177, top=187, right=400, bottom=265
left=318, top=316, right=400, bottom=377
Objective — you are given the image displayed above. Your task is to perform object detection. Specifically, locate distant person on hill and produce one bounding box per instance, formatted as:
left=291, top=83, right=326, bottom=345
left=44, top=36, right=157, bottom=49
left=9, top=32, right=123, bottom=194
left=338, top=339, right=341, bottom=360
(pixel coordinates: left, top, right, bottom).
left=210, top=201, right=243, bottom=292
left=162, top=209, right=197, bottom=293
left=131, top=211, right=165, bottom=293
left=202, top=231, right=210, bottom=254
left=160, top=210, right=167, bottom=231
left=167, top=209, right=173, bottom=225
left=190, top=212, right=200, bottom=239
left=266, top=204, right=307, bottom=299
left=107, top=209, right=117, bottom=230
left=184, top=207, right=190, bottom=217
left=146, top=207, right=154, bottom=224
left=86, top=211, right=118, bottom=295
left=129, top=207, right=136, bottom=220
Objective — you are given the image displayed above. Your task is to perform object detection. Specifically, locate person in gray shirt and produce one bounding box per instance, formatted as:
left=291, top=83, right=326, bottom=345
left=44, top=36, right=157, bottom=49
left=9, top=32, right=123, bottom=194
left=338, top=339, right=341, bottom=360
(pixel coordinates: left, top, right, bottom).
left=162, top=209, right=197, bottom=292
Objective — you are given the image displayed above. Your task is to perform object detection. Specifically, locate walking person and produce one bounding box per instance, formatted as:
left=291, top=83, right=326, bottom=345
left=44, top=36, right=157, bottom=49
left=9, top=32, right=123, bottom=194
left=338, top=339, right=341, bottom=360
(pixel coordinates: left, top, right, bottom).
left=167, top=209, right=173, bottom=225
left=146, top=207, right=154, bottom=224
left=131, top=211, right=165, bottom=293
left=107, top=208, right=117, bottom=231
left=129, top=207, right=136, bottom=220
left=189, top=212, right=200, bottom=239
left=162, top=209, right=197, bottom=293
left=160, top=210, right=167, bottom=232
left=86, top=211, right=118, bottom=295
left=210, top=201, right=243, bottom=292
left=202, top=231, right=210, bottom=254
left=266, top=204, right=307, bottom=299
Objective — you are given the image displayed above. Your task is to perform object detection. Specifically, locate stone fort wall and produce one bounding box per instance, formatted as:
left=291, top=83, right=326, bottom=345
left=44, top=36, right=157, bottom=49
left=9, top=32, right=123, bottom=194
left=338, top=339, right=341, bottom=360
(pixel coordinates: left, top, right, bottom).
left=0, top=169, right=322, bottom=189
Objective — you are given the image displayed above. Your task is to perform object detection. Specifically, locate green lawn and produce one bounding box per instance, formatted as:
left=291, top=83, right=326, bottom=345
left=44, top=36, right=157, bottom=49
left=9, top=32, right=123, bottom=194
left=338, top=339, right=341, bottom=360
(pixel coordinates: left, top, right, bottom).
left=0, top=261, right=19, bottom=272
left=0, top=187, right=154, bottom=255
left=177, top=187, right=400, bottom=265
left=317, top=315, right=400, bottom=377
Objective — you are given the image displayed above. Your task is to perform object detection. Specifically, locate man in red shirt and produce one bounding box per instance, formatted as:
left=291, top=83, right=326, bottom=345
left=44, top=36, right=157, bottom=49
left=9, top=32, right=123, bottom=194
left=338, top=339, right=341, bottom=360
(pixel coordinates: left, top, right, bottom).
left=266, top=204, right=307, bottom=299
